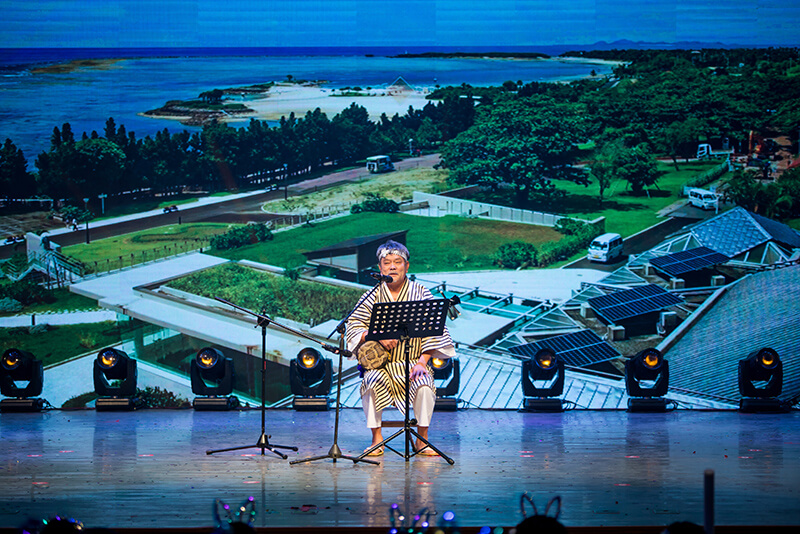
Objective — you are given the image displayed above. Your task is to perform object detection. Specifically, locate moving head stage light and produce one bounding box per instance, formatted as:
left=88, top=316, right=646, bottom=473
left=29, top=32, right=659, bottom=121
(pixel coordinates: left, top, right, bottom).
left=739, top=348, right=786, bottom=413
left=431, top=356, right=460, bottom=411
left=0, top=348, right=45, bottom=412
left=521, top=347, right=565, bottom=412
left=93, top=347, right=138, bottom=411
left=191, top=347, right=239, bottom=410
left=290, top=347, right=332, bottom=411
left=625, top=348, right=670, bottom=412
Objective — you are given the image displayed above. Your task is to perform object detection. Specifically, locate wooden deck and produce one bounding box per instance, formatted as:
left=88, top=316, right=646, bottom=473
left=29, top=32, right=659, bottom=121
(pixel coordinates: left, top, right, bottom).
left=0, top=408, right=798, bottom=532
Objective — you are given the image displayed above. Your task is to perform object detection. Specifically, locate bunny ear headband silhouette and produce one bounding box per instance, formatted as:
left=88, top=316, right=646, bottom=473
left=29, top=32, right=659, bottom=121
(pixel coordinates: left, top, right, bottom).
left=520, top=492, right=562, bottom=519
left=214, top=496, right=256, bottom=529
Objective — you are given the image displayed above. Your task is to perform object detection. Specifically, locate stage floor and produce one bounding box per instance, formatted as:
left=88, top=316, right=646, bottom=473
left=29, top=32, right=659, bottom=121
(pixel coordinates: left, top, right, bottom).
left=1, top=408, right=798, bottom=531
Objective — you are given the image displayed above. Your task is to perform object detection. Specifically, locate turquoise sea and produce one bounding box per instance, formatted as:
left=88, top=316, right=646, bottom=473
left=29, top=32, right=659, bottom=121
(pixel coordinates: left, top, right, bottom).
left=0, top=47, right=614, bottom=163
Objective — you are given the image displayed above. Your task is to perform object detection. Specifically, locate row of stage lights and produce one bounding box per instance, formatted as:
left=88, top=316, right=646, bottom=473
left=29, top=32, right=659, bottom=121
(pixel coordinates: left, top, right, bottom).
left=521, top=346, right=786, bottom=413
left=0, top=345, right=786, bottom=414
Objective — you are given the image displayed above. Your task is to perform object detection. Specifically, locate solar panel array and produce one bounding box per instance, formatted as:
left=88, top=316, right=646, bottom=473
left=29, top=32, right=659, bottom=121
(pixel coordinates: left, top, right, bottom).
left=508, top=329, right=621, bottom=367
left=588, top=284, right=683, bottom=323
left=649, top=246, right=730, bottom=276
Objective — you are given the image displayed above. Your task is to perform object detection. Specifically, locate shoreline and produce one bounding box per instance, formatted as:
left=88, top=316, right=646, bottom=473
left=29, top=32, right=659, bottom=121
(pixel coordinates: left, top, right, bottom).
left=142, top=81, right=437, bottom=125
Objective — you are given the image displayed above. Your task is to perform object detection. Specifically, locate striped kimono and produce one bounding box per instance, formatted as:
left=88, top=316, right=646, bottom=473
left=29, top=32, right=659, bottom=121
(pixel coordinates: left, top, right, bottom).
left=346, top=277, right=455, bottom=415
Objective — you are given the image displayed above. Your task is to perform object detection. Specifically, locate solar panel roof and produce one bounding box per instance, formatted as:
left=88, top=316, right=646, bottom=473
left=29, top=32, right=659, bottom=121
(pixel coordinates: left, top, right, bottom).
left=649, top=246, right=730, bottom=276
left=692, top=207, right=769, bottom=257
left=588, top=284, right=683, bottom=323
left=508, top=329, right=621, bottom=367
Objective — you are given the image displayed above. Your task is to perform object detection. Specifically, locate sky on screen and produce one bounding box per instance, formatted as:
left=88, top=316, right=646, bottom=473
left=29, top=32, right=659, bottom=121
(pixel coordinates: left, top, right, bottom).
left=1, top=0, right=798, bottom=49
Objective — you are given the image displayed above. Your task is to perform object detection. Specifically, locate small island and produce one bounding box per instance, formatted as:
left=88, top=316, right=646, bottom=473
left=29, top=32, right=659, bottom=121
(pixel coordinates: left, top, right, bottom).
left=142, top=83, right=276, bottom=125
left=31, top=58, right=125, bottom=74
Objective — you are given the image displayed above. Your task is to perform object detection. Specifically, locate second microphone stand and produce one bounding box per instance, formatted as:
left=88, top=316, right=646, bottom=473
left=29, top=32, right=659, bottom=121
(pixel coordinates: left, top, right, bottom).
left=290, top=277, right=385, bottom=466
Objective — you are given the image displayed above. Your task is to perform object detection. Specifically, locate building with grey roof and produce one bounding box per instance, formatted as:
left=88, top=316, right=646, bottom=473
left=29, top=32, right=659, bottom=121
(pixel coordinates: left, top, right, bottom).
left=658, top=264, right=800, bottom=407
left=632, top=206, right=800, bottom=269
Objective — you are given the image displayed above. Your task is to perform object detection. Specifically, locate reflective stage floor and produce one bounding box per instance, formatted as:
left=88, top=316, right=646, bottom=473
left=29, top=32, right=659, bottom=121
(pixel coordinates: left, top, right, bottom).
left=0, top=408, right=798, bottom=532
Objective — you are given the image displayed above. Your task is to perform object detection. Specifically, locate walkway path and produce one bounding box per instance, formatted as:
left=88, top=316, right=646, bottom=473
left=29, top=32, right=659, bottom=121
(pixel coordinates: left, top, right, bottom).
left=0, top=309, right=117, bottom=327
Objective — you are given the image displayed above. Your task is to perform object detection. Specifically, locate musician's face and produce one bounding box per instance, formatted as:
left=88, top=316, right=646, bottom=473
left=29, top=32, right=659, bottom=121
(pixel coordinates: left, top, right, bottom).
left=379, top=254, right=408, bottom=284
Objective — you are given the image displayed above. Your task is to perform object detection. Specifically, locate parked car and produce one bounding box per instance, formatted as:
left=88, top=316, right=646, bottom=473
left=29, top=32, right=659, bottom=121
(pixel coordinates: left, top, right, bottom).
left=688, top=188, right=719, bottom=210
left=587, top=233, right=624, bottom=263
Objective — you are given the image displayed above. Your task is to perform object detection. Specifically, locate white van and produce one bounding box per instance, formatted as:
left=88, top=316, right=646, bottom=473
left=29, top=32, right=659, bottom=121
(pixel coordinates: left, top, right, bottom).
left=366, top=155, right=394, bottom=173
left=688, top=188, right=719, bottom=210
left=587, top=233, right=624, bottom=263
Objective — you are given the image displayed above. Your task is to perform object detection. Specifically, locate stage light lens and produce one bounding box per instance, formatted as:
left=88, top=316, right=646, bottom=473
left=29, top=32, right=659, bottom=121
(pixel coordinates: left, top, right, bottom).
left=757, top=348, right=778, bottom=369
left=197, top=349, right=219, bottom=369
left=535, top=348, right=556, bottom=370
left=642, top=349, right=661, bottom=370
left=2, top=350, right=21, bottom=370
left=298, top=348, right=320, bottom=369
left=98, top=349, right=118, bottom=369
left=431, top=357, right=446, bottom=369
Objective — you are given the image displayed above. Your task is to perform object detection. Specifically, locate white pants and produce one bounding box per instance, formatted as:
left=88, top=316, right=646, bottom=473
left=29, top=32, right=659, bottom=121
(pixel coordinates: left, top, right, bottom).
left=363, top=386, right=435, bottom=429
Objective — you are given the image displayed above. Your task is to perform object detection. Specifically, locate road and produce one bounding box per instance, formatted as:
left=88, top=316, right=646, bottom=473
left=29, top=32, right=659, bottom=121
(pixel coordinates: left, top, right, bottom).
left=0, top=154, right=440, bottom=258
left=567, top=217, right=697, bottom=271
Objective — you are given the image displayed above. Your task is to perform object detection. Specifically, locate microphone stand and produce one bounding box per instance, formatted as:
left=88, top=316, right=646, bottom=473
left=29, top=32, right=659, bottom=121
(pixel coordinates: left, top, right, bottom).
left=290, top=276, right=385, bottom=466
left=206, top=299, right=297, bottom=459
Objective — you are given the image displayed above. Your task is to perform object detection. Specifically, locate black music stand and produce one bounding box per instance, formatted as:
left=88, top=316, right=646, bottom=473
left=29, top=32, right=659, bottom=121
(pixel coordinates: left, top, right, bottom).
left=206, top=301, right=297, bottom=459
left=355, top=298, right=455, bottom=465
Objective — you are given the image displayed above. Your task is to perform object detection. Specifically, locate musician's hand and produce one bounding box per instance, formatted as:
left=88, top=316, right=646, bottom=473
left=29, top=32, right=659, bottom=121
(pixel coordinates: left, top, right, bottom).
left=380, top=339, right=399, bottom=351
left=411, top=363, right=428, bottom=381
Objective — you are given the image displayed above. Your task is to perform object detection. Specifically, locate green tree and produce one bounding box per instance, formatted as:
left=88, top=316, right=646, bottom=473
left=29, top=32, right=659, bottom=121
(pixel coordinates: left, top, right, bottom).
left=588, top=143, right=617, bottom=206
left=725, top=168, right=800, bottom=220
left=613, top=144, right=661, bottom=195
left=331, top=103, right=376, bottom=163
left=199, top=89, right=224, bottom=104
left=663, top=118, right=707, bottom=170
left=73, top=137, right=127, bottom=196
left=439, top=97, right=587, bottom=208
left=414, top=117, right=442, bottom=149
left=295, top=108, right=333, bottom=170
left=0, top=138, right=35, bottom=199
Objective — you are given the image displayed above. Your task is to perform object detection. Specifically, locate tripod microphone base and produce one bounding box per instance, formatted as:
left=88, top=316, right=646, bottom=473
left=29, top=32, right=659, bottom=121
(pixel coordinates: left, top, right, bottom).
left=290, top=441, right=380, bottom=465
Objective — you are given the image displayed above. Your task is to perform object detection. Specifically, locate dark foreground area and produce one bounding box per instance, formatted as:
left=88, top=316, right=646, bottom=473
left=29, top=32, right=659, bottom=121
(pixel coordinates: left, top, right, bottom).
left=0, top=408, right=798, bottom=533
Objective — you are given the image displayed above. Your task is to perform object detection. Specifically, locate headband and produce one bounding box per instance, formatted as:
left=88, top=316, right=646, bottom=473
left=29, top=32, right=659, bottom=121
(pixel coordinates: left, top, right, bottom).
left=376, top=240, right=409, bottom=261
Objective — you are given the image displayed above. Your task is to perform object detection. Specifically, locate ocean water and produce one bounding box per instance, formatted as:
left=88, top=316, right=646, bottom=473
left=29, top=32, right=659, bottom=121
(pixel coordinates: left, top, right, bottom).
left=0, top=48, right=614, bottom=163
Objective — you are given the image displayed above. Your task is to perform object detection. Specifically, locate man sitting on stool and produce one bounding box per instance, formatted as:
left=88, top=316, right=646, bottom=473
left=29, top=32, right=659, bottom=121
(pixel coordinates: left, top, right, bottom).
left=346, top=240, right=455, bottom=456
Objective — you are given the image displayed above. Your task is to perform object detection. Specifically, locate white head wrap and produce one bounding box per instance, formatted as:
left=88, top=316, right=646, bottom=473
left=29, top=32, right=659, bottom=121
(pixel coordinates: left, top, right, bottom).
left=376, top=239, right=409, bottom=261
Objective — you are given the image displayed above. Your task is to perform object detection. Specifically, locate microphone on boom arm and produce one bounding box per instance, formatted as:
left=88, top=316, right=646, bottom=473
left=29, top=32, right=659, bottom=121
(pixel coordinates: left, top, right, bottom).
left=369, top=272, right=394, bottom=283
left=447, top=295, right=461, bottom=321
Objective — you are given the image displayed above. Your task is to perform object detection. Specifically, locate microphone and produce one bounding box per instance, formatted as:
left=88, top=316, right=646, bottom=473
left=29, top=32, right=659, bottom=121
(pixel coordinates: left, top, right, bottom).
left=370, top=272, right=393, bottom=283
left=447, top=296, right=461, bottom=321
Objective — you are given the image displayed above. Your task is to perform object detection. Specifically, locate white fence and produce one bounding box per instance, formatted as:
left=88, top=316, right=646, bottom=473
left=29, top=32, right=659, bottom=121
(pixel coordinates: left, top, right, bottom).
left=410, top=192, right=579, bottom=227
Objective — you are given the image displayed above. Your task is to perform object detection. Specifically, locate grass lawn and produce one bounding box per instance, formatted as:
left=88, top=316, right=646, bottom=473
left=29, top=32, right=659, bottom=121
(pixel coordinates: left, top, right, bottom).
left=168, top=263, right=364, bottom=325
left=215, top=211, right=564, bottom=272
left=0, top=287, right=100, bottom=317
left=476, top=159, right=729, bottom=237
left=0, top=321, right=123, bottom=367
left=62, top=223, right=231, bottom=270
left=262, top=167, right=450, bottom=213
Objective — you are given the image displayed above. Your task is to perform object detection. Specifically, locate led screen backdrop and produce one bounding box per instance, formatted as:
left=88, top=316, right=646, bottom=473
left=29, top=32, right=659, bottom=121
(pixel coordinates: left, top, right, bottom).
left=0, top=1, right=798, bottom=408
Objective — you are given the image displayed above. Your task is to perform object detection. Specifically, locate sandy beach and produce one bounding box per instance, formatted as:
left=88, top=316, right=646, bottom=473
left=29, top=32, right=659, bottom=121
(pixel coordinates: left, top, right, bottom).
left=140, top=56, right=622, bottom=126
left=231, top=83, right=435, bottom=123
